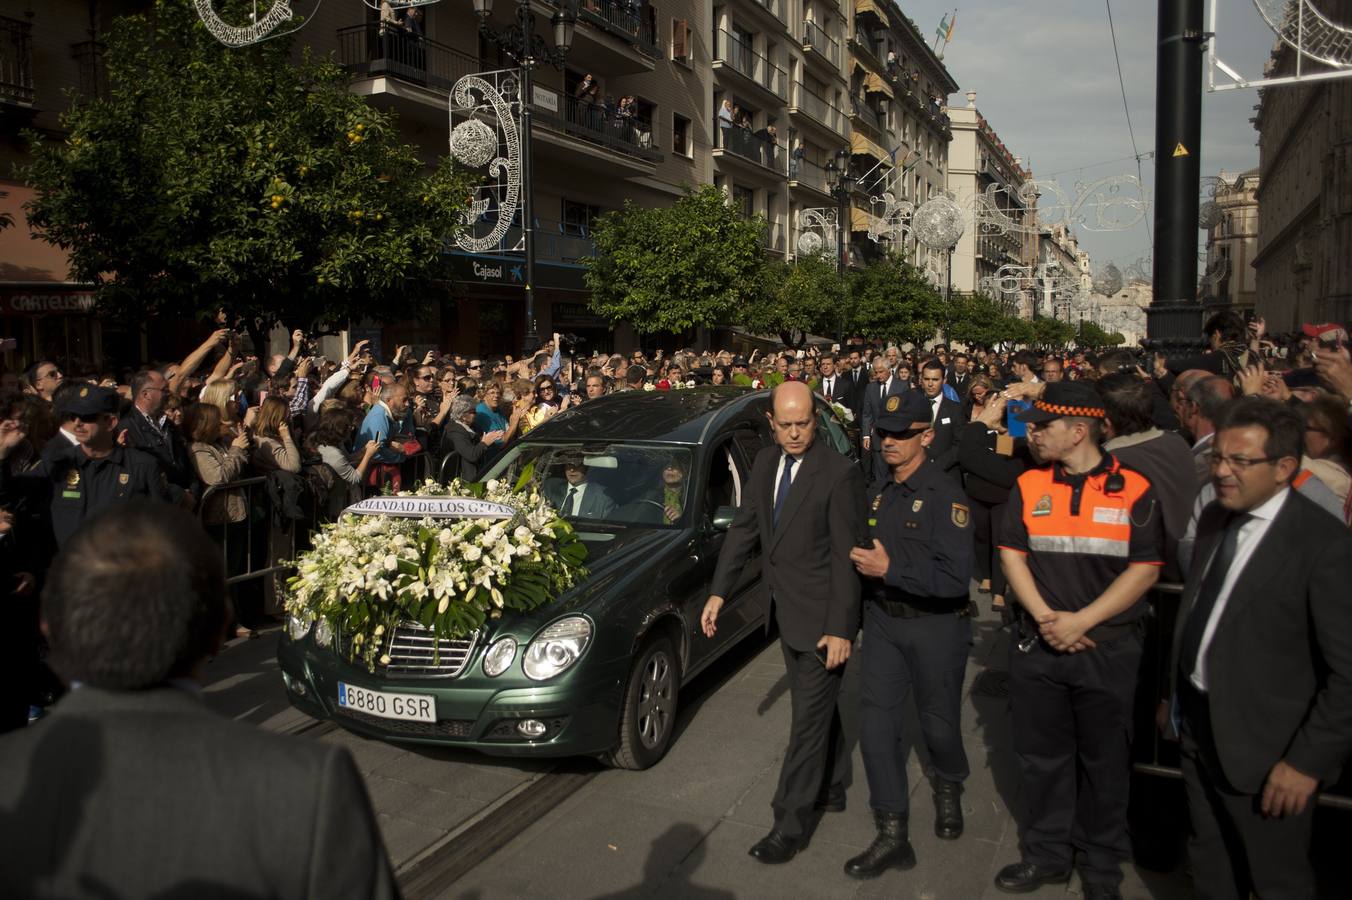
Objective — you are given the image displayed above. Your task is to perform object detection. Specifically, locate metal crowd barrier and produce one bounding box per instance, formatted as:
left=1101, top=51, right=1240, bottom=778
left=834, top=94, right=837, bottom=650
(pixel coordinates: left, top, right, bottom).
left=1133, top=582, right=1352, bottom=812
left=198, top=450, right=443, bottom=587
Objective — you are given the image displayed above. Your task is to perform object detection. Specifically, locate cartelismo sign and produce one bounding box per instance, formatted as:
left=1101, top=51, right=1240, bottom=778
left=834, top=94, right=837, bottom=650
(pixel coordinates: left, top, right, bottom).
left=344, top=496, right=516, bottom=520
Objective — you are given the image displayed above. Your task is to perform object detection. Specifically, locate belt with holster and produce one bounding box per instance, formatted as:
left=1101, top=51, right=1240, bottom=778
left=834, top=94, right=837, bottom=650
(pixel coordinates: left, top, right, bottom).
left=870, top=590, right=970, bottom=619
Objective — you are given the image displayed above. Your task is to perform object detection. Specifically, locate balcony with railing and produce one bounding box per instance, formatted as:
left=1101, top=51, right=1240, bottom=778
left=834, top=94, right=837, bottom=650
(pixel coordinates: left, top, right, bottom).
left=468, top=214, right=598, bottom=262
left=578, top=0, right=640, bottom=41
left=789, top=82, right=846, bottom=137
left=801, top=20, right=840, bottom=69
left=714, top=123, right=788, bottom=176
left=534, top=93, right=662, bottom=163
left=713, top=30, right=787, bottom=101
left=638, top=12, right=661, bottom=58
left=789, top=156, right=831, bottom=195
left=336, top=23, right=479, bottom=93
left=848, top=93, right=885, bottom=135
left=0, top=15, right=34, bottom=107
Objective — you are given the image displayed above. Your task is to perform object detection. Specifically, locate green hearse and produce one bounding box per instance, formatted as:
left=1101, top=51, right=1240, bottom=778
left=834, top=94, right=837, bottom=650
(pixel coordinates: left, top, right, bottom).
left=278, top=386, right=854, bottom=769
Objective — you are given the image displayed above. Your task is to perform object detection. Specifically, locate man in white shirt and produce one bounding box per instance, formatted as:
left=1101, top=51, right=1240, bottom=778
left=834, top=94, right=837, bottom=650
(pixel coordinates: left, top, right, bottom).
left=1170, top=397, right=1352, bottom=900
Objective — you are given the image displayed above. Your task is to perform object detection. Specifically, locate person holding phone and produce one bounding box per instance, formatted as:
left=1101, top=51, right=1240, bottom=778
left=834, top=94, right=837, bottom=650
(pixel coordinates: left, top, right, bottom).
left=844, top=390, right=975, bottom=879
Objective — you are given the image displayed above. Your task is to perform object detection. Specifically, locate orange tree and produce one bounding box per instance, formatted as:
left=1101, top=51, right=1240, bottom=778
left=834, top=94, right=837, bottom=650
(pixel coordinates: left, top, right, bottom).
left=22, top=0, right=474, bottom=347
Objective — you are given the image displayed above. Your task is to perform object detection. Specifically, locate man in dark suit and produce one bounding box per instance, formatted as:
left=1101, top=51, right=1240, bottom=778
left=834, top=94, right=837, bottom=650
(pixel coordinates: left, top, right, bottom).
left=843, top=347, right=869, bottom=418
left=0, top=502, right=398, bottom=899
left=861, top=358, right=909, bottom=484
left=118, top=368, right=195, bottom=500
left=543, top=453, right=617, bottom=519
left=1170, top=397, right=1352, bottom=900
left=702, top=381, right=865, bottom=864
left=918, top=359, right=963, bottom=482
left=817, top=354, right=851, bottom=407
left=946, top=352, right=973, bottom=399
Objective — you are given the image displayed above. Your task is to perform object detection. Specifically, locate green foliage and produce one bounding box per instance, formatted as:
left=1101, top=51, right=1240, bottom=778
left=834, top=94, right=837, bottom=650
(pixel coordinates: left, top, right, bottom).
left=845, top=253, right=942, bottom=347
left=21, top=0, right=475, bottom=334
left=945, top=292, right=1023, bottom=349
left=584, top=184, right=767, bottom=334
left=1030, top=316, right=1076, bottom=350
left=1076, top=320, right=1125, bottom=348
left=743, top=251, right=846, bottom=347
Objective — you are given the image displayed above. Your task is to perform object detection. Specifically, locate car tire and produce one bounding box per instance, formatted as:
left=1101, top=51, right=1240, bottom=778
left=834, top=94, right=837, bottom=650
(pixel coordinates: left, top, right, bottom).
left=603, top=634, right=679, bottom=770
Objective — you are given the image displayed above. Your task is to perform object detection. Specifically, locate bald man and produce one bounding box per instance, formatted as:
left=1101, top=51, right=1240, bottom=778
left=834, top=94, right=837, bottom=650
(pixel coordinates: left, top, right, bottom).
left=704, top=381, right=866, bottom=864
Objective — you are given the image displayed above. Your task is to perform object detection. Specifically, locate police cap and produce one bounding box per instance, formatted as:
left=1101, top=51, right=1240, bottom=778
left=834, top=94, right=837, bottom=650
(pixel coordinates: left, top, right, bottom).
left=874, top=390, right=931, bottom=433
left=59, top=385, right=119, bottom=417
left=1015, top=381, right=1106, bottom=424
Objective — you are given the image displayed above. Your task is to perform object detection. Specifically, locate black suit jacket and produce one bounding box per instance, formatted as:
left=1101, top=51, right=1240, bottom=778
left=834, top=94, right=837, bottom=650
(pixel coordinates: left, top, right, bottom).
left=843, top=367, right=869, bottom=415
left=710, top=438, right=865, bottom=650
left=946, top=371, right=972, bottom=400
left=860, top=378, right=909, bottom=445
left=1170, top=492, right=1352, bottom=793
left=818, top=374, right=851, bottom=407
left=0, top=686, right=399, bottom=899
left=924, top=396, right=964, bottom=478
left=120, top=408, right=194, bottom=494
left=442, top=421, right=492, bottom=482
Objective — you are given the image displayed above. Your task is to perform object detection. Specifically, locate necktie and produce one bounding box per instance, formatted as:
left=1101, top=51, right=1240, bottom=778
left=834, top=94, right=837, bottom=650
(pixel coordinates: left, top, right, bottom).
left=774, top=456, right=797, bottom=526
left=824, top=377, right=833, bottom=397
left=561, top=486, right=579, bottom=517
left=931, top=396, right=941, bottom=424
left=1178, top=512, right=1252, bottom=684
left=879, top=382, right=886, bottom=401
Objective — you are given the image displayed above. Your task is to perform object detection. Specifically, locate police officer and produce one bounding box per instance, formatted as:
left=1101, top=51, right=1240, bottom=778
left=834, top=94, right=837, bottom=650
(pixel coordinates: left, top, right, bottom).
left=0, top=385, right=171, bottom=549
left=845, top=390, right=974, bottom=880
left=993, top=382, right=1163, bottom=899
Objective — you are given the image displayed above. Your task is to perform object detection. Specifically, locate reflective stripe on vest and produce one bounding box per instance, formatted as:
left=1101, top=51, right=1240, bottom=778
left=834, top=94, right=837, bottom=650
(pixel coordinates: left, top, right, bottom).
left=1017, top=457, right=1152, bottom=559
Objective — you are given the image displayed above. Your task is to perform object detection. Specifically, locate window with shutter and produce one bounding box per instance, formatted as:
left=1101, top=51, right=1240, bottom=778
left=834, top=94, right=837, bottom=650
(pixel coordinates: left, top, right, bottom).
left=672, top=18, right=690, bottom=62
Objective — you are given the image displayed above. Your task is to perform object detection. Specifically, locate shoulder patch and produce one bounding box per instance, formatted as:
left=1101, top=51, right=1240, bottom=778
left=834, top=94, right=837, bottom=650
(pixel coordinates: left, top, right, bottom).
left=951, top=503, right=969, bottom=527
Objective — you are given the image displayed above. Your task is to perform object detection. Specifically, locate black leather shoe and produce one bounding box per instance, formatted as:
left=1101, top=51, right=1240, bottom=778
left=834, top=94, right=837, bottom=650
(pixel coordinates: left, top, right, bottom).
left=748, top=830, right=802, bottom=864
left=814, top=785, right=847, bottom=813
left=1082, top=884, right=1123, bottom=900
left=843, top=811, right=917, bottom=880
left=993, top=861, right=1071, bottom=893
left=932, top=779, right=963, bottom=840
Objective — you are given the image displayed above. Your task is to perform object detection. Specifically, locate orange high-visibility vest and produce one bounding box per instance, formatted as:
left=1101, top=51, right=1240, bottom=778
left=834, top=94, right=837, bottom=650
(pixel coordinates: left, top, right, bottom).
left=1015, top=457, right=1153, bottom=560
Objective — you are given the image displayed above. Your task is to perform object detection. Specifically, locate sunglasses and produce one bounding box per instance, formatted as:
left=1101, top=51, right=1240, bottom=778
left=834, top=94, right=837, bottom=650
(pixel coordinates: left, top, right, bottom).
left=877, top=427, right=928, bottom=441
left=74, top=412, right=106, bottom=424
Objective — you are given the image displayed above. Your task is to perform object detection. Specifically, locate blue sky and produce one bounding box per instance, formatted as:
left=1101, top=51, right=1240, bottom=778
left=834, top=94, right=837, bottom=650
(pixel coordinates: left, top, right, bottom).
left=903, top=0, right=1276, bottom=272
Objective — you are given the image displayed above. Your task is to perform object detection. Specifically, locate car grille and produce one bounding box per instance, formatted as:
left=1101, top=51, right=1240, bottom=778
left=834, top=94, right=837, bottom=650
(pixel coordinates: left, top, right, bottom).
left=336, top=706, right=475, bottom=737
left=338, top=622, right=481, bottom=679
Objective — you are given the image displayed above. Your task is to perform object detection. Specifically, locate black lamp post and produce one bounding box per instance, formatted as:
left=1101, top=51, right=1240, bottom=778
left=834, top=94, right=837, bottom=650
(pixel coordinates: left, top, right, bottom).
left=473, top=0, right=577, bottom=354
left=824, top=148, right=855, bottom=275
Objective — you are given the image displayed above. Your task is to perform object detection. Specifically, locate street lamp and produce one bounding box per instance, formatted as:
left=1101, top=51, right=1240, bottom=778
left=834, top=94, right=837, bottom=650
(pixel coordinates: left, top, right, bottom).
left=824, top=148, right=855, bottom=275
left=472, top=0, right=578, bottom=354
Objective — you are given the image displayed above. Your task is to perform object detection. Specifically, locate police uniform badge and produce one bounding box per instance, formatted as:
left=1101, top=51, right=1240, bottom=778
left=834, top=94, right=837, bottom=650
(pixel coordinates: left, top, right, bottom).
left=951, top=503, right=970, bottom=527
left=65, top=470, right=80, bottom=489
left=912, top=499, right=924, bottom=513
left=118, top=473, right=129, bottom=485
left=885, top=396, right=900, bottom=412
left=78, top=386, right=89, bottom=398
left=1033, top=494, right=1053, bottom=517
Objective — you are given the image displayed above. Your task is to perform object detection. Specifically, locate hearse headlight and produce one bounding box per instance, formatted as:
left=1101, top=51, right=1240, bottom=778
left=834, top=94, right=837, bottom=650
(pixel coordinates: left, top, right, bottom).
left=313, top=618, right=334, bottom=648
left=522, top=617, right=592, bottom=681
left=482, top=636, right=518, bottom=677
left=286, top=614, right=313, bottom=642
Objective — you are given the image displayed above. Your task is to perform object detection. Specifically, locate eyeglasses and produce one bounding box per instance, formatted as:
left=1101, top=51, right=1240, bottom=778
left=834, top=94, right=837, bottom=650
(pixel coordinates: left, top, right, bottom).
left=539, top=385, right=556, bottom=392
left=467, top=365, right=482, bottom=370
left=415, top=374, right=434, bottom=381
left=39, top=370, right=62, bottom=380
left=1206, top=453, right=1281, bottom=471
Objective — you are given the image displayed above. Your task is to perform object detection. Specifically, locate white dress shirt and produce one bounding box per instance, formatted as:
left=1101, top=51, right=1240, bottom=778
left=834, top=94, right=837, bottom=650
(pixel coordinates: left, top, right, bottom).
left=772, top=451, right=803, bottom=496
left=560, top=480, right=589, bottom=515
left=822, top=375, right=835, bottom=398
left=928, top=393, right=943, bottom=424
left=1189, top=488, right=1289, bottom=692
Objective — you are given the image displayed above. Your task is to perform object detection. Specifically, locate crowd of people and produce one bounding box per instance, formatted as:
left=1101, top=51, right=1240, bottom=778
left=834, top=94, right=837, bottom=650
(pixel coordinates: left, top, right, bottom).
left=0, top=308, right=1350, bottom=897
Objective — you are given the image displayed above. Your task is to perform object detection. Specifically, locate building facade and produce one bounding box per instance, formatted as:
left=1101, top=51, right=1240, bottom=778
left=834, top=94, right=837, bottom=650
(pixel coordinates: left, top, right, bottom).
left=1251, top=6, right=1352, bottom=330
left=944, top=89, right=1035, bottom=300
left=1201, top=168, right=1259, bottom=316
left=0, top=0, right=964, bottom=367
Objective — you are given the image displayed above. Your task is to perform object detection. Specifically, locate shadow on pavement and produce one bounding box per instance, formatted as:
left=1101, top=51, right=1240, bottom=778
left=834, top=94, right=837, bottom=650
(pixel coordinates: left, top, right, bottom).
left=591, top=823, right=736, bottom=900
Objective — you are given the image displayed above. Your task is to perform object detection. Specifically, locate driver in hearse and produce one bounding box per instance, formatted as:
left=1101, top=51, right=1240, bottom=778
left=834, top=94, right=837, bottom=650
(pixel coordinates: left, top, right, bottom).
left=543, top=452, right=617, bottom=520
